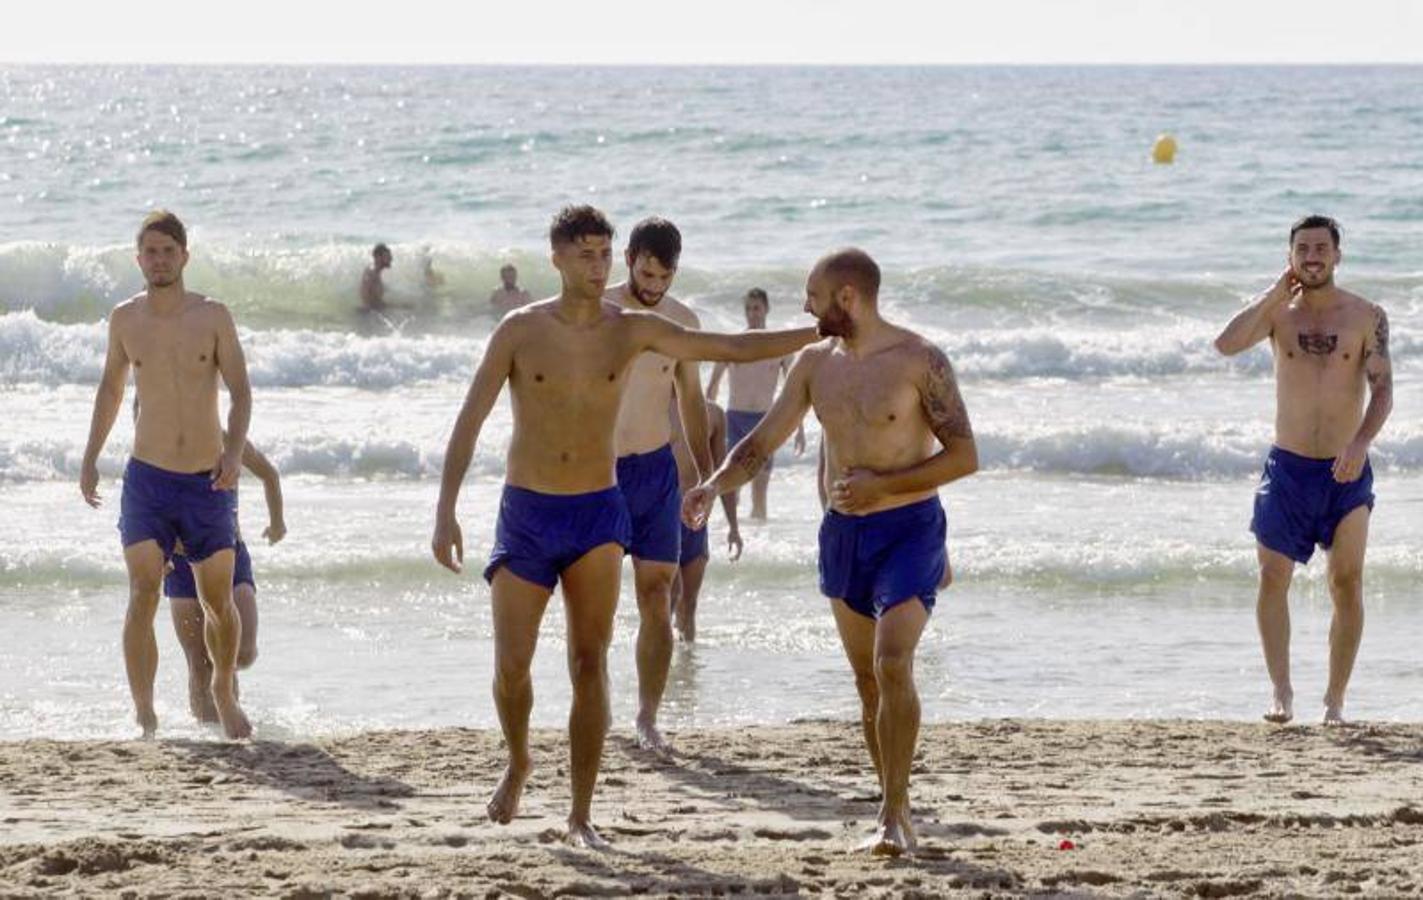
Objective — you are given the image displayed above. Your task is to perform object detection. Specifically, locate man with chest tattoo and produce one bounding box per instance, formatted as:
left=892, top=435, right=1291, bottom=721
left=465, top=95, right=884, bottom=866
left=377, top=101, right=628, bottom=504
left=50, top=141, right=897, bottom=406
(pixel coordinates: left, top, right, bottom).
left=1215, top=215, right=1393, bottom=726
left=80, top=210, right=254, bottom=740
left=431, top=206, right=816, bottom=849
left=683, top=248, right=978, bottom=856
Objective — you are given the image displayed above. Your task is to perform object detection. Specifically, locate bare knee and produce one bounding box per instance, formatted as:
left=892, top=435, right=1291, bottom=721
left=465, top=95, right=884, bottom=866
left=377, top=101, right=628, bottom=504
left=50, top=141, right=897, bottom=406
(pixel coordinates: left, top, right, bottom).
left=127, top=581, right=162, bottom=620
left=568, top=645, right=608, bottom=688
left=873, top=649, right=915, bottom=692
left=1328, top=567, right=1362, bottom=597
left=1258, top=559, right=1293, bottom=599
left=852, top=668, right=879, bottom=708
left=494, top=655, right=534, bottom=694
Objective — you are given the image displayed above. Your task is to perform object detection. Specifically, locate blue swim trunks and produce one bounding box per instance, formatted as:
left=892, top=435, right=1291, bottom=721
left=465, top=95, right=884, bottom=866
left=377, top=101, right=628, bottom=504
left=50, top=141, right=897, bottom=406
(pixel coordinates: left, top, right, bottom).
left=679, top=522, right=709, bottom=567
left=165, top=540, right=255, bottom=599
left=484, top=485, right=631, bottom=589
left=118, top=458, right=237, bottom=563
left=1251, top=446, right=1375, bottom=564
left=616, top=444, right=681, bottom=564
left=819, top=497, right=947, bottom=620
left=726, top=409, right=771, bottom=470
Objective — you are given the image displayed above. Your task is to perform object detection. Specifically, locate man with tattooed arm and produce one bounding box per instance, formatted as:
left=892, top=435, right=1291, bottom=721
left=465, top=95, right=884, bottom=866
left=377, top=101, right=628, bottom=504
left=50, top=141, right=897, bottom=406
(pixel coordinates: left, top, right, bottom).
left=1215, top=215, right=1393, bottom=726
left=683, top=248, right=978, bottom=856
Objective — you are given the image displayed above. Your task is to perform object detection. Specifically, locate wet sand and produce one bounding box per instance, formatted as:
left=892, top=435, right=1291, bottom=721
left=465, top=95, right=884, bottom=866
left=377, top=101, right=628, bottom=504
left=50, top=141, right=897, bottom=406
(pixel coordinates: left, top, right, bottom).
left=2, top=719, right=1421, bottom=897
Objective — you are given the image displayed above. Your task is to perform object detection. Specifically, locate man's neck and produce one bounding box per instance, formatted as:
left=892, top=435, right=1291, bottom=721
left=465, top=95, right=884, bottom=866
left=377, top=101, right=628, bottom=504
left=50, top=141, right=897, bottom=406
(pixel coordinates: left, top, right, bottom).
left=555, top=290, right=604, bottom=324
left=839, top=314, right=888, bottom=357
left=145, top=283, right=187, bottom=314
left=1300, top=284, right=1338, bottom=311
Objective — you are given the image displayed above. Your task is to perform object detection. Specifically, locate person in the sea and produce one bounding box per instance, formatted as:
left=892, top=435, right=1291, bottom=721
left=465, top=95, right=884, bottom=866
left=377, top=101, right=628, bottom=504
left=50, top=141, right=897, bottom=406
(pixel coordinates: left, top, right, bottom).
left=430, top=204, right=818, bottom=849
left=670, top=396, right=740, bottom=643
left=79, top=209, right=254, bottom=740
left=1214, top=215, right=1392, bottom=726
left=360, top=243, right=395, bottom=313
left=684, top=247, right=977, bottom=857
left=705, top=288, right=806, bottom=519
left=488, top=263, right=532, bottom=313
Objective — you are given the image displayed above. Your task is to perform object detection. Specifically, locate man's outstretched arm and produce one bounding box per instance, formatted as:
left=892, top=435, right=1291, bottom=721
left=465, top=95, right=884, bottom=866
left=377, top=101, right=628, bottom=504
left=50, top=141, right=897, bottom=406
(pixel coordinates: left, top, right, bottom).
left=634, top=313, right=818, bottom=364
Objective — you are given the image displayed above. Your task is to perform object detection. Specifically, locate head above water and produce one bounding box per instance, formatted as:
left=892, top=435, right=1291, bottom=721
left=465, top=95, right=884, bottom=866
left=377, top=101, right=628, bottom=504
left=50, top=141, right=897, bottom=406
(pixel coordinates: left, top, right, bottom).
left=1288, top=215, right=1342, bottom=290
left=372, top=243, right=392, bottom=269
left=625, top=217, right=682, bottom=307
left=804, top=247, right=880, bottom=339
left=549, top=205, right=616, bottom=301
left=744, top=287, right=769, bottom=328
left=135, top=209, right=189, bottom=290
left=500, top=263, right=518, bottom=288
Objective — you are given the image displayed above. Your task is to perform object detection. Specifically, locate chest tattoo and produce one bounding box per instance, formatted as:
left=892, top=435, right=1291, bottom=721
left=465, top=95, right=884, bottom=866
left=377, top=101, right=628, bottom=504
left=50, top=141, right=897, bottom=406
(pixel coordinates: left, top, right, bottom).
left=1297, top=331, right=1338, bottom=356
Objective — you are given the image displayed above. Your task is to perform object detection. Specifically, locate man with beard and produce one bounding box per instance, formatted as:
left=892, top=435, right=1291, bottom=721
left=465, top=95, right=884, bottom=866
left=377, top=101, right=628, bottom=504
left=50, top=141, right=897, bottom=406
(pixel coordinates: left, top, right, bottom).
left=683, top=248, right=978, bottom=856
left=1214, top=215, right=1392, bottom=726
left=432, top=206, right=816, bottom=848
left=606, top=217, right=712, bottom=753
left=80, top=209, right=254, bottom=740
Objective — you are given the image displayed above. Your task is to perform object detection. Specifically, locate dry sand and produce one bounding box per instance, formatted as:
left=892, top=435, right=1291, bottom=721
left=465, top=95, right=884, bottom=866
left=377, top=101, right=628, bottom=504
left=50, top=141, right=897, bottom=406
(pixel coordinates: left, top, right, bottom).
left=2, top=719, right=1421, bottom=897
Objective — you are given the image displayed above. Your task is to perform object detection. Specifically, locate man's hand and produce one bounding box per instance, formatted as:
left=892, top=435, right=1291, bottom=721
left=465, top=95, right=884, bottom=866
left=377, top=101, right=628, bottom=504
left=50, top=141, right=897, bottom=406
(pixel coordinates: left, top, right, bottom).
left=80, top=461, right=101, bottom=508
left=726, top=525, right=743, bottom=562
left=212, top=449, right=243, bottom=491
left=1267, top=268, right=1302, bottom=305
left=432, top=513, right=464, bottom=573
left=1332, top=439, right=1369, bottom=484
left=682, top=485, right=716, bottom=530
left=263, top=519, right=288, bottom=544
left=831, top=467, right=887, bottom=513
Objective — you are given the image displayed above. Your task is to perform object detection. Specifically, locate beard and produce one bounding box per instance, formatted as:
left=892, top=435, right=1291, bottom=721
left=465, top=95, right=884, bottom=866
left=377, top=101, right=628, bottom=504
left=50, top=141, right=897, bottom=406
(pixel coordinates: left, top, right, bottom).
left=1294, top=265, right=1333, bottom=289
left=816, top=305, right=854, bottom=338
left=628, top=279, right=665, bottom=307
left=145, top=274, right=178, bottom=289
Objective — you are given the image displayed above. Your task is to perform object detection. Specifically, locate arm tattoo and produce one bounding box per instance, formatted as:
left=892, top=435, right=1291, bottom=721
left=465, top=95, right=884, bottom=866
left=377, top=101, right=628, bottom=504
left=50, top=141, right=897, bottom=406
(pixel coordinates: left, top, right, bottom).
left=921, top=346, right=973, bottom=443
left=1373, top=308, right=1390, bottom=361
left=729, top=439, right=766, bottom=480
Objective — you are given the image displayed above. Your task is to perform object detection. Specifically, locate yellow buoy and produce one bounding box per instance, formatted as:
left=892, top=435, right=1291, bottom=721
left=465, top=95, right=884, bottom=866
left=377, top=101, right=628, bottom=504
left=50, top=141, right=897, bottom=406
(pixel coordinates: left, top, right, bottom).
left=1152, top=133, right=1178, bottom=165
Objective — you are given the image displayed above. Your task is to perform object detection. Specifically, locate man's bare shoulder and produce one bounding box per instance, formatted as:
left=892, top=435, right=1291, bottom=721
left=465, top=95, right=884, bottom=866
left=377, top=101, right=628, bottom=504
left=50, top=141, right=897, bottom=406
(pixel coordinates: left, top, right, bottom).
left=656, top=294, right=700, bottom=328
left=896, top=329, right=957, bottom=380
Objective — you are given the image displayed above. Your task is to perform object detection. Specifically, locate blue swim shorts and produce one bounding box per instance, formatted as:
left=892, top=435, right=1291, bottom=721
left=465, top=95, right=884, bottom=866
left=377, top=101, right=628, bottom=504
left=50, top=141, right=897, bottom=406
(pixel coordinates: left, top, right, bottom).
left=819, top=496, right=947, bottom=620
left=616, top=443, right=681, bottom=564
left=165, top=540, right=256, bottom=599
left=679, top=521, right=709, bottom=567
left=726, top=409, right=771, bottom=471
left=1251, top=445, right=1375, bottom=564
left=484, top=485, right=631, bottom=589
left=118, top=457, right=237, bottom=563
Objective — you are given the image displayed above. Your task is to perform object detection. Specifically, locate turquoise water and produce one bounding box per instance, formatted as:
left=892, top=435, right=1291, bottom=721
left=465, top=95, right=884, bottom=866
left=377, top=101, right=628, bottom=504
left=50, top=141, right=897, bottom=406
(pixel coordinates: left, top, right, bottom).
left=1, top=66, right=1419, bottom=738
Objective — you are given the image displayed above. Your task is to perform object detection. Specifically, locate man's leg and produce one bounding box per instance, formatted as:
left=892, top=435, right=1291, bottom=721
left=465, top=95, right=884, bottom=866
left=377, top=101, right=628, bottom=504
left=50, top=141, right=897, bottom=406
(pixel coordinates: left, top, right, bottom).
left=868, top=598, right=929, bottom=856
left=558, top=543, right=623, bottom=849
left=830, top=599, right=882, bottom=787
left=121, top=540, right=167, bottom=738
left=190, top=550, right=251, bottom=739
left=1324, top=507, right=1369, bottom=726
left=234, top=583, right=259, bottom=670
left=674, top=556, right=709, bottom=643
left=487, top=568, right=554, bottom=824
left=751, top=468, right=771, bottom=520
left=1256, top=544, right=1296, bottom=723
left=633, top=557, right=677, bottom=753
left=169, top=596, right=218, bottom=723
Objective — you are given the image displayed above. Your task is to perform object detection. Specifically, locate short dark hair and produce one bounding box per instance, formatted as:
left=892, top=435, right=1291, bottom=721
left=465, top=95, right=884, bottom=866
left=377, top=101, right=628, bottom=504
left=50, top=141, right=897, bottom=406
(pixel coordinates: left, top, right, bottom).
left=626, top=217, right=682, bottom=269
left=745, top=287, right=769, bottom=307
left=817, top=247, right=881, bottom=301
left=1289, top=215, right=1341, bottom=248
left=550, top=205, right=615, bottom=248
left=136, top=209, right=187, bottom=249
left=373, top=243, right=391, bottom=257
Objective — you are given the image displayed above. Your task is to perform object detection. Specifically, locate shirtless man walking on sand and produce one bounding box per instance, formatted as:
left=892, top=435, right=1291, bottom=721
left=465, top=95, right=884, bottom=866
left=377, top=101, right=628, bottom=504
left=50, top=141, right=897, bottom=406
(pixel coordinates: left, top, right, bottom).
left=705, top=288, right=806, bottom=519
left=607, top=217, right=713, bottom=753
left=684, top=248, right=978, bottom=856
left=80, top=209, right=254, bottom=740
left=431, top=205, right=816, bottom=848
left=1214, top=215, right=1392, bottom=726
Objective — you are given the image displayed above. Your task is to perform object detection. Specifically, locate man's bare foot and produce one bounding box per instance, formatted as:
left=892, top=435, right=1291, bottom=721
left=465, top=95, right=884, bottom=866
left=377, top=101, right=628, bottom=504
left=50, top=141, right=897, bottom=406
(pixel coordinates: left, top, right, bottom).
left=188, top=672, right=219, bottom=724
left=635, top=715, right=672, bottom=756
left=210, top=684, right=252, bottom=740
left=855, top=817, right=913, bottom=857
left=486, top=758, right=532, bottom=824
left=565, top=819, right=611, bottom=851
left=1323, top=702, right=1347, bottom=727
left=136, top=707, right=158, bottom=739
left=1263, top=688, right=1294, bottom=724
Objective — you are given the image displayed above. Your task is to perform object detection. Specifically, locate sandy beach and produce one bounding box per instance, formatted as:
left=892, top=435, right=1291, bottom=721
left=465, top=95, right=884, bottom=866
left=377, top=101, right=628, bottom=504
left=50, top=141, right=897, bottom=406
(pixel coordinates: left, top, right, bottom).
left=1, top=719, right=1420, bottom=897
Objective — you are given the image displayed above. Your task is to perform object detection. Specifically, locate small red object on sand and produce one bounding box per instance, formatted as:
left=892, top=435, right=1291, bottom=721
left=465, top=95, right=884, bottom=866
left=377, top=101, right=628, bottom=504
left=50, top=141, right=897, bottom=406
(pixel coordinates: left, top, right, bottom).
left=1058, top=839, right=1076, bottom=850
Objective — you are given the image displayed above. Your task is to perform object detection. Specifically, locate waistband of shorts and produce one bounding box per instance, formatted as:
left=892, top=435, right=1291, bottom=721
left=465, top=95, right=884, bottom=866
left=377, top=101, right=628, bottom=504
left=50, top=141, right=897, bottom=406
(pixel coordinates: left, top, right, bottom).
left=501, top=483, right=624, bottom=507
left=616, top=443, right=674, bottom=466
left=823, top=495, right=943, bottom=525
left=1268, top=445, right=1339, bottom=469
left=125, top=456, right=217, bottom=484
